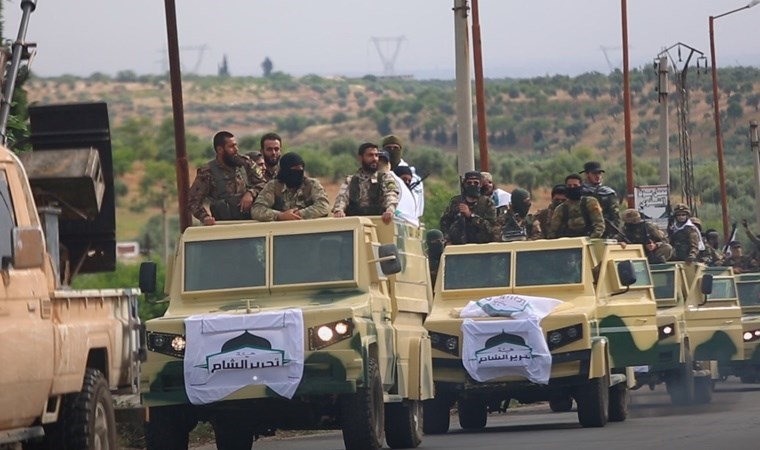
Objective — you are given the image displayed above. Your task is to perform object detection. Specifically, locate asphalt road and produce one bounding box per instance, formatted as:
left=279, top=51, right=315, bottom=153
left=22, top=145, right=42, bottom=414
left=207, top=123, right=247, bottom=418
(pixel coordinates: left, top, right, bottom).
left=193, top=379, right=760, bottom=450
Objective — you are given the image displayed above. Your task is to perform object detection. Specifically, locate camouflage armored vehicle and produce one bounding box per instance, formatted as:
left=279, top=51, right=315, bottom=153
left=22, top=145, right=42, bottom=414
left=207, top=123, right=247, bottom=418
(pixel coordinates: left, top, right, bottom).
left=721, top=272, right=760, bottom=382
left=637, top=263, right=743, bottom=403
left=139, top=217, right=433, bottom=450
left=423, top=237, right=658, bottom=433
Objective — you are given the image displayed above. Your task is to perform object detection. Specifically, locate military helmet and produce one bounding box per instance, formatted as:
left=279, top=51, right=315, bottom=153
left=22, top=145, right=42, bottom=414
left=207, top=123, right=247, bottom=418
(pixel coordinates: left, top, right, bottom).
left=673, top=203, right=691, bottom=216
left=622, top=208, right=642, bottom=224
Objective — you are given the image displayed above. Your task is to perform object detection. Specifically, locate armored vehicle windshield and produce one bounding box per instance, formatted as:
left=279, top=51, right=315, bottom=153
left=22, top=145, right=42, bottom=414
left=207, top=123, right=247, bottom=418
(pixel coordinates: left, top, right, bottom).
left=736, top=277, right=760, bottom=308
left=443, top=252, right=511, bottom=290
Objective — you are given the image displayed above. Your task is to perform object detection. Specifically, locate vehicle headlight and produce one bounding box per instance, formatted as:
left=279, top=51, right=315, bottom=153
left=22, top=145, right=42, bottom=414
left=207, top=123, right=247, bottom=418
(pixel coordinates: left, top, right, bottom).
left=308, top=319, right=354, bottom=350
left=429, top=330, right=459, bottom=356
left=658, top=323, right=676, bottom=341
left=743, top=329, right=760, bottom=343
left=545, top=324, right=583, bottom=351
left=147, top=331, right=186, bottom=359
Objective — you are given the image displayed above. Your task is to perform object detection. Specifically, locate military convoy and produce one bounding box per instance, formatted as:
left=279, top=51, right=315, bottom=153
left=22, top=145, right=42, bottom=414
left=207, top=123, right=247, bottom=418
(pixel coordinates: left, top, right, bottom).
left=722, top=272, right=760, bottom=383
left=139, top=217, right=434, bottom=450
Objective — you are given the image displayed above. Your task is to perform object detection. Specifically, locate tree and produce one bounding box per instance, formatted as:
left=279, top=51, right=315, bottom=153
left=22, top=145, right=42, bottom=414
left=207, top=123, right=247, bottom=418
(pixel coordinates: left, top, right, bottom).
left=218, top=54, right=230, bottom=77
left=261, top=57, right=273, bottom=77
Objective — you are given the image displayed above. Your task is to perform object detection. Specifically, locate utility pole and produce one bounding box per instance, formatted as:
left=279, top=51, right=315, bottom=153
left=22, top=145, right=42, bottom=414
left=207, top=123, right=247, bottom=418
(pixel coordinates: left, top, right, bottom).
left=751, top=120, right=760, bottom=227
left=471, top=0, right=489, bottom=172
left=453, top=0, right=475, bottom=175
left=657, top=55, right=669, bottom=186
left=621, top=0, right=635, bottom=207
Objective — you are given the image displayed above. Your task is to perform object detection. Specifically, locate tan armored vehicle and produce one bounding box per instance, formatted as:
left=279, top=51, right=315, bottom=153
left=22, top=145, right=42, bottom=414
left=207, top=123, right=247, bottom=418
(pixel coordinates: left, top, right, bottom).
left=423, top=237, right=657, bottom=433
left=722, top=272, right=760, bottom=382
left=139, top=217, right=434, bottom=450
left=0, top=103, right=142, bottom=448
left=638, top=263, right=743, bottom=403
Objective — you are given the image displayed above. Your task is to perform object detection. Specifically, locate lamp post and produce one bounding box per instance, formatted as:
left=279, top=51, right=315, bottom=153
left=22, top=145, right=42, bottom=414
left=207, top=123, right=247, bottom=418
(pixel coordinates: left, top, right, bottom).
left=709, top=0, right=760, bottom=242
left=621, top=0, right=634, bottom=208
left=751, top=120, right=760, bottom=227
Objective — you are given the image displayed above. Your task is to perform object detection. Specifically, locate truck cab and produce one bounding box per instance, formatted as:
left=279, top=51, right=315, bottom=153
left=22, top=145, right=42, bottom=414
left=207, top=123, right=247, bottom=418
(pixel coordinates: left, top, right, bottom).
left=723, top=272, right=760, bottom=382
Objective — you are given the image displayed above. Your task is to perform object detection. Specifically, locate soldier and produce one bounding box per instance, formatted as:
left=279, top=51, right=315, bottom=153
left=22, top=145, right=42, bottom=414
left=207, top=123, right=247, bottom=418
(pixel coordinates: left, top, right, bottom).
left=668, top=203, right=703, bottom=263
left=425, top=229, right=445, bottom=286
left=741, top=219, right=760, bottom=254
left=260, top=132, right=283, bottom=181
left=250, top=152, right=329, bottom=222
left=439, top=171, right=496, bottom=244
left=380, top=151, right=418, bottom=223
left=382, top=135, right=424, bottom=216
left=700, top=228, right=724, bottom=266
left=188, top=130, right=266, bottom=225
left=247, top=151, right=267, bottom=173
left=548, top=174, right=605, bottom=239
left=723, top=241, right=760, bottom=274
left=493, top=188, right=542, bottom=241
left=581, top=161, right=620, bottom=238
left=480, top=172, right=511, bottom=212
left=535, top=184, right=567, bottom=238
left=332, top=142, right=399, bottom=224
left=618, top=209, right=673, bottom=264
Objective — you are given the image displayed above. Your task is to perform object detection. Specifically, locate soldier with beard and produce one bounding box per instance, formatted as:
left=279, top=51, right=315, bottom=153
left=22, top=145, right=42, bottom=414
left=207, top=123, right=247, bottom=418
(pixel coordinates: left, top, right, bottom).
left=188, top=130, right=266, bottom=225
left=332, top=142, right=400, bottom=224
left=535, top=184, right=567, bottom=239
left=700, top=229, right=725, bottom=266
left=260, top=132, right=283, bottom=181
left=439, top=171, right=496, bottom=244
left=493, top=188, right=541, bottom=241
left=251, top=152, right=329, bottom=221
left=618, top=209, right=673, bottom=264
left=548, top=174, right=605, bottom=239
left=581, top=161, right=621, bottom=238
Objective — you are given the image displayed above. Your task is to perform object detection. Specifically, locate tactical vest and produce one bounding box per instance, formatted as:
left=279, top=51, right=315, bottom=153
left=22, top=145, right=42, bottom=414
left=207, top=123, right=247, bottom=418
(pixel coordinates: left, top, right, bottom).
left=346, top=173, right=385, bottom=216
left=561, top=197, right=593, bottom=237
left=272, top=180, right=313, bottom=211
left=208, top=161, right=249, bottom=220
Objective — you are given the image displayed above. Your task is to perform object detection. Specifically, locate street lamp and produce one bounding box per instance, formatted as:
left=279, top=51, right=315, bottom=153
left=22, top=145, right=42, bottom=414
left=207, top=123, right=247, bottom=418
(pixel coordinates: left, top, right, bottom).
left=709, top=0, right=760, bottom=242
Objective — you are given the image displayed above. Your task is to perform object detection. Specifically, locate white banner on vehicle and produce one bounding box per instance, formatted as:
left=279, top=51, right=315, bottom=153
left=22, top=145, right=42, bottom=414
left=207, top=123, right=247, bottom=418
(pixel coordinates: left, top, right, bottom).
left=459, top=294, right=561, bottom=320
left=461, top=318, right=552, bottom=384
left=183, top=309, right=304, bottom=405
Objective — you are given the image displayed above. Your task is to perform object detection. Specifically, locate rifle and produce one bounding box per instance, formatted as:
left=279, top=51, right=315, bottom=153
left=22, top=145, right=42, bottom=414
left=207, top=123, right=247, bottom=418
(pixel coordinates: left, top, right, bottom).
left=408, top=172, right=430, bottom=191
left=605, top=218, right=630, bottom=243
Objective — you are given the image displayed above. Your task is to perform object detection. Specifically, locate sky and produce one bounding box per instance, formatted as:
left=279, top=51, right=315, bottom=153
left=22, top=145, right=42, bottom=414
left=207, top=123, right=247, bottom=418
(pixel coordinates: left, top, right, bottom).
left=4, top=0, right=760, bottom=79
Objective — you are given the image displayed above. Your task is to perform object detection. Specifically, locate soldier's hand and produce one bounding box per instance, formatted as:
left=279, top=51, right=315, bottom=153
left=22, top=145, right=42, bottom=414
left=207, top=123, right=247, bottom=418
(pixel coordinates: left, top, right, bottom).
left=458, top=203, right=472, bottom=217
left=743, top=219, right=749, bottom=228
left=277, top=209, right=302, bottom=221
left=202, top=216, right=216, bottom=226
left=334, top=210, right=346, bottom=218
left=239, top=192, right=254, bottom=212
left=382, top=211, right=393, bottom=224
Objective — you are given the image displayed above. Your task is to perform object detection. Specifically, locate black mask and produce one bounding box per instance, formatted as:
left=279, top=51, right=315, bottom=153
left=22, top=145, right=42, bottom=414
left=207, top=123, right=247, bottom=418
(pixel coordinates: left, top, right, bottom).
left=427, top=241, right=444, bottom=260
left=463, top=185, right=480, bottom=198
left=514, top=200, right=531, bottom=218
left=551, top=198, right=564, bottom=208
left=566, top=186, right=583, bottom=200
left=280, top=169, right=304, bottom=188
left=222, top=153, right=246, bottom=167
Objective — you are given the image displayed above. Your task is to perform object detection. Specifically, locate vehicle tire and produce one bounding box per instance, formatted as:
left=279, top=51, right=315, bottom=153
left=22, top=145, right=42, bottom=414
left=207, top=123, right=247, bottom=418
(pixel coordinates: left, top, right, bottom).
left=667, top=355, right=694, bottom=406
left=457, top=398, right=487, bottom=430
left=145, top=404, right=198, bottom=450
left=341, top=357, right=384, bottom=450
left=575, top=375, right=609, bottom=428
left=60, top=368, right=117, bottom=450
left=422, top=396, right=451, bottom=435
left=549, top=397, right=573, bottom=412
left=694, top=377, right=713, bottom=404
left=608, top=382, right=629, bottom=422
left=385, top=400, right=423, bottom=449
left=212, top=412, right=255, bottom=450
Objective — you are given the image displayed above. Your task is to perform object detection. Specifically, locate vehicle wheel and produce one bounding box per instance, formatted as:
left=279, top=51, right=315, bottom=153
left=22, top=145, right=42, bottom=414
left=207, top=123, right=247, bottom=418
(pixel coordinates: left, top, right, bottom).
left=341, top=357, right=384, bottom=450
left=59, top=368, right=117, bottom=450
left=422, top=396, right=451, bottom=435
left=457, top=398, right=487, bottom=430
left=145, top=404, right=198, bottom=450
left=575, top=375, right=609, bottom=428
left=385, top=400, right=423, bottom=449
left=694, top=377, right=713, bottom=404
left=667, top=362, right=695, bottom=405
left=549, top=397, right=573, bottom=412
left=608, top=382, right=629, bottom=422
left=212, top=412, right=255, bottom=450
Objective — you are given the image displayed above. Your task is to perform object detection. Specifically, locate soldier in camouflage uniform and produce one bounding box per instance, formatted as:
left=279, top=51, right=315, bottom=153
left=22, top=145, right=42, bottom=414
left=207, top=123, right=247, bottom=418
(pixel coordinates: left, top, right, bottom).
left=668, top=203, right=702, bottom=263
left=535, top=184, right=567, bottom=238
left=188, top=130, right=266, bottom=225
left=440, top=171, right=496, bottom=244
left=699, top=229, right=725, bottom=266
left=618, top=209, right=673, bottom=264
left=251, top=152, right=329, bottom=221
left=548, top=174, right=605, bottom=239
left=259, top=132, right=283, bottom=182
left=333, top=142, right=400, bottom=224
left=493, top=188, right=542, bottom=241
left=581, top=161, right=621, bottom=238
left=723, top=241, right=760, bottom=274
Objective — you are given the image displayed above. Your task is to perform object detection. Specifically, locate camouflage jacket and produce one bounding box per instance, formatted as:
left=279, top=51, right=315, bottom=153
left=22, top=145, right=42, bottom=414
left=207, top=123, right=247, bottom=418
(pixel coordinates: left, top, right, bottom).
left=332, top=170, right=399, bottom=215
left=547, top=196, right=605, bottom=239
left=582, top=182, right=620, bottom=238
left=262, top=164, right=278, bottom=182
left=493, top=207, right=542, bottom=242
left=250, top=178, right=330, bottom=221
left=188, top=159, right=266, bottom=221
left=699, top=245, right=725, bottom=266
left=440, top=195, right=496, bottom=244
left=669, top=223, right=701, bottom=261
left=723, top=255, right=760, bottom=274
left=618, top=221, right=668, bottom=246
left=535, top=204, right=557, bottom=239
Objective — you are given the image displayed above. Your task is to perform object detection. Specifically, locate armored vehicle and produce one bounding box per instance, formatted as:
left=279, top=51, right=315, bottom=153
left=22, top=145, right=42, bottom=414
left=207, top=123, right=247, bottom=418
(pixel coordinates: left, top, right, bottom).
left=721, top=272, right=760, bottom=383
left=140, top=217, right=433, bottom=450
left=423, top=237, right=657, bottom=433
left=637, top=263, right=743, bottom=403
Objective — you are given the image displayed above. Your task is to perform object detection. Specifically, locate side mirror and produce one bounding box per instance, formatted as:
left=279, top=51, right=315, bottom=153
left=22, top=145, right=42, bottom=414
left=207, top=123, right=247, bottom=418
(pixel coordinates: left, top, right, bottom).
left=700, top=274, right=714, bottom=295
left=139, top=262, right=157, bottom=294
left=11, top=227, right=45, bottom=269
left=617, top=260, right=637, bottom=287
left=378, top=243, right=402, bottom=276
